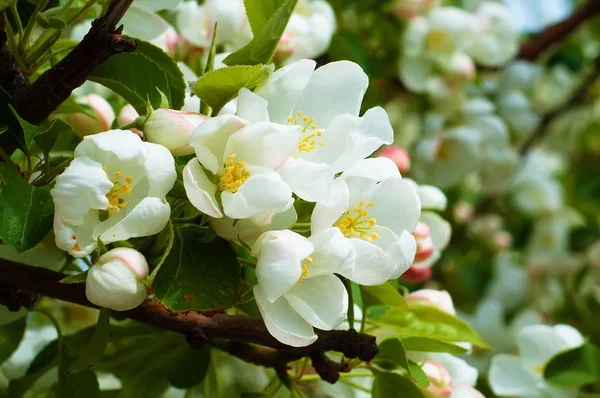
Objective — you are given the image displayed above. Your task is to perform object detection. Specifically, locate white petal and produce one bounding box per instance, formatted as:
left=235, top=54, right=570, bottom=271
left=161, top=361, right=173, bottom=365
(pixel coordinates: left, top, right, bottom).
left=277, top=157, right=333, bottom=203
left=236, top=88, right=270, bottom=123
left=134, top=0, right=181, bottom=12
left=370, top=177, right=421, bottom=235
left=417, top=185, right=447, bottom=210
left=54, top=212, right=98, bottom=258
left=176, top=1, right=209, bottom=47
left=371, top=228, right=417, bottom=279
left=308, top=227, right=355, bottom=278
left=349, top=238, right=396, bottom=286
left=143, top=142, right=176, bottom=198
left=224, top=122, right=302, bottom=171
left=190, top=115, right=248, bottom=175
left=311, top=178, right=350, bottom=233
left=285, top=274, right=348, bottom=330
left=256, top=59, right=316, bottom=124
left=254, top=286, right=318, bottom=347
left=86, top=260, right=147, bottom=311
left=489, top=355, right=539, bottom=397
left=420, top=211, right=451, bottom=250
left=221, top=171, right=294, bottom=220
left=342, top=157, right=401, bottom=181
left=428, top=353, right=478, bottom=387
left=293, top=61, right=369, bottom=127
left=121, top=6, right=171, bottom=41
left=253, top=230, right=313, bottom=302
left=183, top=158, right=223, bottom=218
left=518, top=325, right=584, bottom=368
left=553, top=324, right=585, bottom=349
left=51, top=157, right=112, bottom=225
left=98, top=197, right=171, bottom=243
left=399, top=54, right=433, bottom=93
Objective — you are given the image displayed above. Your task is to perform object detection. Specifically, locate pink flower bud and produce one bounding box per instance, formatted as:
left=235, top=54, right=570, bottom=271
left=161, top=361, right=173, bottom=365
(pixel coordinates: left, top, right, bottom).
left=377, top=145, right=411, bottom=174
left=407, top=289, right=456, bottom=315
left=274, top=31, right=296, bottom=63
left=143, top=109, right=207, bottom=156
left=401, top=266, right=432, bottom=283
left=421, top=361, right=453, bottom=397
left=67, top=94, right=115, bottom=137
left=85, top=248, right=149, bottom=311
left=453, top=201, right=474, bottom=224
left=118, top=104, right=143, bottom=137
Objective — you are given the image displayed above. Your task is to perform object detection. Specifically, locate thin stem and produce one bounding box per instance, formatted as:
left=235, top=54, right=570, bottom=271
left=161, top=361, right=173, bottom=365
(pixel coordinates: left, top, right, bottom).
left=3, top=19, right=27, bottom=72
left=340, top=378, right=372, bottom=393
left=35, top=308, right=64, bottom=364
left=66, top=0, right=102, bottom=26
left=20, top=0, right=49, bottom=53
left=344, top=278, right=355, bottom=330
left=9, top=3, right=23, bottom=37
left=295, top=357, right=309, bottom=379
left=299, top=371, right=373, bottom=382
left=360, top=308, right=367, bottom=333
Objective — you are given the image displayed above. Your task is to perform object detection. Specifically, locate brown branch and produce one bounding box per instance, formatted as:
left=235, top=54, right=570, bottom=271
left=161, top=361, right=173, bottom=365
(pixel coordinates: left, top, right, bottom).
left=518, top=0, right=600, bottom=61
left=0, top=259, right=378, bottom=383
left=11, top=0, right=137, bottom=125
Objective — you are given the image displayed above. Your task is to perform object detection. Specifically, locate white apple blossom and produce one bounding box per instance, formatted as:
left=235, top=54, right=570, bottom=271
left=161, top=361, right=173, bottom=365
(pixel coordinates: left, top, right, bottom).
left=65, top=94, right=115, bottom=138
left=120, top=0, right=182, bottom=41
left=176, top=0, right=251, bottom=51
left=142, top=109, right=207, bottom=156
left=183, top=116, right=296, bottom=220
left=236, top=59, right=394, bottom=203
left=252, top=229, right=353, bottom=347
left=311, top=157, right=420, bottom=284
left=489, top=324, right=585, bottom=397
left=51, top=130, right=176, bottom=257
left=276, top=0, right=336, bottom=64
left=85, top=248, right=149, bottom=311
left=377, top=145, right=411, bottom=174
left=428, top=354, right=482, bottom=398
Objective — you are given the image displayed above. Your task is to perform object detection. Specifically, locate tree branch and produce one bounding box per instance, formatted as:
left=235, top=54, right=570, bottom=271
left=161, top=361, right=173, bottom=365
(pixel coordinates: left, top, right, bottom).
left=518, top=0, right=600, bottom=61
left=0, top=259, right=378, bottom=383
left=11, top=0, right=137, bottom=125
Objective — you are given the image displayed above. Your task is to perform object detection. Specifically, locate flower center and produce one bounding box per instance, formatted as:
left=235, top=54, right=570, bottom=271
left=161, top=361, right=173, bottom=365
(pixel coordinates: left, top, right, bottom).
left=287, top=111, right=324, bottom=153
left=104, top=168, right=133, bottom=213
left=334, top=201, right=380, bottom=241
left=426, top=30, right=452, bottom=52
left=297, top=256, right=313, bottom=284
left=218, top=154, right=250, bottom=193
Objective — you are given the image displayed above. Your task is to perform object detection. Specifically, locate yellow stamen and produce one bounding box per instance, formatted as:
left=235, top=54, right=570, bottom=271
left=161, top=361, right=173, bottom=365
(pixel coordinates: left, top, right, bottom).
left=218, top=154, right=250, bottom=193
left=105, top=170, right=133, bottom=213
left=334, top=200, right=379, bottom=241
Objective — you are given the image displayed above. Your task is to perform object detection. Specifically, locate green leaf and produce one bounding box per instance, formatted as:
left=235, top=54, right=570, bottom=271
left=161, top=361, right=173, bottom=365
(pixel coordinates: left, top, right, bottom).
left=0, top=0, right=17, bottom=12
left=361, top=283, right=407, bottom=310
left=69, top=308, right=111, bottom=374
left=224, top=0, right=297, bottom=66
left=194, top=64, right=273, bottom=116
left=372, top=372, right=426, bottom=398
left=408, top=360, right=430, bottom=388
left=135, top=40, right=187, bottom=110
left=152, top=225, right=242, bottom=311
left=0, top=316, right=26, bottom=363
left=9, top=105, right=71, bottom=151
left=33, top=119, right=73, bottom=156
left=0, top=163, right=54, bottom=252
left=52, top=96, right=95, bottom=117
left=0, top=124, right=7, bottom=134
left=401, top=337, right=469, bottom=355
left=374, top=338, right=410, bottom=371
left=368, top=303, right=491, bottom=349
left=89, top=52, right=169, bottom=115
left=544, top=342, right=600, bottom=387
left=146, top=221, right=174, bottom=286
left=200, top=22, right=218, bottom=115
left=166, top=346, right=211, bottom=388
left=0, top=88, right=27, bottom=154
left=59, top=271, right=88, bottom=284
left=59, top=347, right=100, bottom=398
left=244, top=0, right=283, bottom=36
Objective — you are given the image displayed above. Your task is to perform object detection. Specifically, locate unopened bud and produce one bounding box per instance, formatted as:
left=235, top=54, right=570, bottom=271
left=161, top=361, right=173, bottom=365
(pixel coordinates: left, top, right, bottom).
left=274, top=31, right=296, bottom=64
left=67, top=94, right=116, bottom=137
left=378, top=145, right=411, bottom=174
left=453, top=201, right=474, bottom=224
left=442, top=52, right=476, bottom=84
left=85, top=248, right=149, bottom=311
left=401, top=266, right=432, bottom=284
left=492, top=230, right=512, bottom=251
left=421, top=361, right=453, bottom=396
left=143, top=109, right=207, bottom=156
left=406, top=289, right=456, bottom=315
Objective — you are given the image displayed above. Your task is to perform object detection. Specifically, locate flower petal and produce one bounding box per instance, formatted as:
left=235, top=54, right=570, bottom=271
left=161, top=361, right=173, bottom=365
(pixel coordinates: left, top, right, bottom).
left=308, top=227, right=355, bottom=278
left=256, top=59, right=316, bottom=124
left=143, top=142, right=176, bottom=198
left=285, top=274, right=348, bottom=330
left=293, top=61, right=369, bottom=127
left=236, top=88, right=270, bottom=123
left=190, top=115, right=248, bottom=175
left=221, top=170, right=294, bottom=220
left=121, top=6, right=171, bottom=41
left=371, top=228, right=417, bottom=279
left=277, top=157, right=333, bottom=203
left=489, top=354, right=539, bottom=397
left=311, top=178, right=349, bottom=234
left=369, top=177, right=421, bottom=235
left=253, top=286, right=318, bottom=347
left=417, top=185, right=447, bottom=211
left=183, top=158, right=223, bottom=218
left=341, top=157, right=401, bottom=181
left=518, top=325, right=583, bottom=368
left=349, top=238, right=396, bottom=286
left=253, top=230, right=313, bottom=302
left=97, top=197, right=170, bottom=243
left=420, top=211, right=451, bottom=250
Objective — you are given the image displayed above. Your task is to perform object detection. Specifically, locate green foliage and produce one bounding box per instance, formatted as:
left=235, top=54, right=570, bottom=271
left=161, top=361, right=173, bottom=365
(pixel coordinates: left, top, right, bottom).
left=401, top=336, right=469, bottom=355
left=361, top=283, right=407, bottom=310
left=89, top=40, right=187, bottom=114
left=52, top=96, right=94, bottom=117
left=10, top=105, right=72, bottom=152
left=374, top=337, right=430, bottom=387
left=69, top=308, right=110, bottom=374
left=0, top=0, right=17, bottom=12
left=59, top=271, right=88, bottom=284
left=224, top=0, right=297, bottom=66
left=194, top=64, right=273, bottom=115
left=544, top=341, right=600, bottom=387
left=0, top=316, right=26, bottom=364
left=372, top=371, right=426, bottom=398
left=0, top=163, right=54, bottom=252
left=152, top=225, right=242, bottom=312
left=367, top=302, right=491, bottom=349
